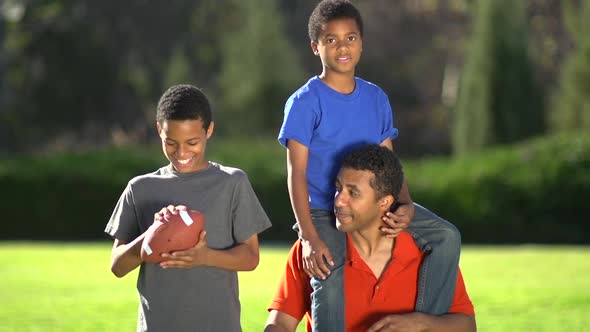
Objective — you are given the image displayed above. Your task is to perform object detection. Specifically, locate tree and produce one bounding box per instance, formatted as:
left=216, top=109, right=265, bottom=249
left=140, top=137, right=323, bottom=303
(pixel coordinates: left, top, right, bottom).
left=453, top=0, right=544, bottom=155
left=216, top=0, right=306, bottom=136
left=551, top=0, right=590, bottom=132
left=0, top=1, right=203, bottom=152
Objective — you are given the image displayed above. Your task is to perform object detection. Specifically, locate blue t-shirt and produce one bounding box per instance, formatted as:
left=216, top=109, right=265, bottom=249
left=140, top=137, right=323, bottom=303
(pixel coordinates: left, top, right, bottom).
left=278, top=76, right=398, bottom=210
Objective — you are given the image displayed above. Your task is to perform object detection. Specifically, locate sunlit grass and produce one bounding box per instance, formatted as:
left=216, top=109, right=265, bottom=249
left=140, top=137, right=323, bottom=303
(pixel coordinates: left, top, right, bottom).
left=0, top=242, right=589, bottom=331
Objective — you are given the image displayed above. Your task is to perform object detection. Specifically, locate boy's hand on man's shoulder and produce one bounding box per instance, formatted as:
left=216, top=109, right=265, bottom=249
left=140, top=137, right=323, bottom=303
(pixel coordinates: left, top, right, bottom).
left=159, top=231, right=209, bottom=269
left=380, top=203, right=415, bottom=239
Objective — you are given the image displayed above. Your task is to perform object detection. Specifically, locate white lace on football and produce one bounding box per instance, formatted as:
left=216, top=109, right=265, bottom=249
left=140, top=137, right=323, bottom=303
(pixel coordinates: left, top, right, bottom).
left=179, top=210, right=194, bottom=226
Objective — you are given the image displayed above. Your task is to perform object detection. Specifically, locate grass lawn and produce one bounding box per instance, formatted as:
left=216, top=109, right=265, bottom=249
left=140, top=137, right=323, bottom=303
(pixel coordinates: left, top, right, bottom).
left=0, top=242, right=588, bottom=332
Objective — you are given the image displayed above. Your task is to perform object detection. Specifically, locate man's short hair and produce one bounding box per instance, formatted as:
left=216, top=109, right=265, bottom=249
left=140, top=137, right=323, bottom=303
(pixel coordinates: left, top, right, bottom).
left=156, top=84, right=213, bottom=129
left=341, top=145, right=404, bottom=200
left=308, top=0, right=364, bottom=42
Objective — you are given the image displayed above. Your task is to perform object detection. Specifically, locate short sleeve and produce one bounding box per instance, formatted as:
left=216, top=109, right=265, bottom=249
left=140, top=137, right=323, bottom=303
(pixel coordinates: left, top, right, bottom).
left=231, top=172, right=272, bottom=243
left=278, top=96, right=317, bottom=148
left=267, top=240, right=311, bottom=320
left=449, top=269, right=475, bottom=315
left=104, top=182, right=140, bottom=243
left=378, top=90, right=399, bottom=142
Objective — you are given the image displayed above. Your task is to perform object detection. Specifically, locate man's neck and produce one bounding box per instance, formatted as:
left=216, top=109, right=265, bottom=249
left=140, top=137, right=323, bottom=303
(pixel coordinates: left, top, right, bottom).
left=349, top=227, right=395, bottom=279
left=319, top=71, right=356, bottom=94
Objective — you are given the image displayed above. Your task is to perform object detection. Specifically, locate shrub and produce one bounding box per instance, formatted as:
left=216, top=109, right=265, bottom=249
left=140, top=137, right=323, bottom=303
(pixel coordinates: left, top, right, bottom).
left=1, top=133, right=588, bottom=243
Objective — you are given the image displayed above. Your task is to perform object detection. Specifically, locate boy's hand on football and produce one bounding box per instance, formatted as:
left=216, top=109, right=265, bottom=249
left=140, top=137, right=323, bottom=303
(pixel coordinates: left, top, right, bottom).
left=301, top=236, right=334, bottom=280
left=380, top=203, right=415, bottom=238
left=159, top=231, right=208, bottom=268
left=154, top=205, right=188, bottom=223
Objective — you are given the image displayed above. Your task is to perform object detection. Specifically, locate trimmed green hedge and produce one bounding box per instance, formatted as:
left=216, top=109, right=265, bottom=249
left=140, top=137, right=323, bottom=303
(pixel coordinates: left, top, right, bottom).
left=1, top=133, right=588, bottom=243
left=406, top=132, right=590, bottom=243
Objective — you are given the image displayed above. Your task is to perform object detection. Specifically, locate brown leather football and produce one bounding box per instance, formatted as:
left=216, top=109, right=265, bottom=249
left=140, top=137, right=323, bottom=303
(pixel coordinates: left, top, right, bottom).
left=140, top=210, right=205, bottom=263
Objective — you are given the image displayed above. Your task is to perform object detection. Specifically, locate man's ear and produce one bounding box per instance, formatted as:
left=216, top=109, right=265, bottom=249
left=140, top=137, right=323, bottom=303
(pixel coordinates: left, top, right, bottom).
left=156, top=121, right=162, bottom=134
left=380, top=194, right=395, bottom=211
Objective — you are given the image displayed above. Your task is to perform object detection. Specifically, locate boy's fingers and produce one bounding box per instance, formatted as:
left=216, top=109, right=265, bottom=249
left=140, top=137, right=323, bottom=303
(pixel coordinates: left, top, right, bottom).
left=303, top=258, right=314, bottom=276
left=318, top=262, right=331, bottom=275
left=311, top=257, right=327, bottom=279
left=323, top=250, right=335, bottom=267
left=380, top=226, right=403, bottom=235
left=381, top=216, right=397, bottom=228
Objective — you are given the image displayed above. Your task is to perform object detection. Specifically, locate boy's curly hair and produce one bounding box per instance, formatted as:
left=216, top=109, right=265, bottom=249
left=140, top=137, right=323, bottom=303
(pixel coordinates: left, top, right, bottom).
left=156, top=84, right=213, bottom=129
left=341, top=145, right=404, bottom=200
left=308, top=0, right=364, bottom=42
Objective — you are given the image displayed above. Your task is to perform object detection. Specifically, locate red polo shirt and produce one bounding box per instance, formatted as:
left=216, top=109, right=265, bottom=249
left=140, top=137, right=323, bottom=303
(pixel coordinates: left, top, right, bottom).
left=268, top=231, right=474, bottom=331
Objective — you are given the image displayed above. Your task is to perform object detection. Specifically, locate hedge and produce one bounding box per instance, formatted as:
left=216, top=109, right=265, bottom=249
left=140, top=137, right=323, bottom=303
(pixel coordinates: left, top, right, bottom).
left=1, top=132, right=588, bottom=243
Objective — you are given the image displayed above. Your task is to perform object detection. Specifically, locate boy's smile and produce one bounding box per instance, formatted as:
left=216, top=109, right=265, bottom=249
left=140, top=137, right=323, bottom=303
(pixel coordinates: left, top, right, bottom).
left=157, top=119, right=214, bottom=174
left=312, top=17, right=362, bottom=79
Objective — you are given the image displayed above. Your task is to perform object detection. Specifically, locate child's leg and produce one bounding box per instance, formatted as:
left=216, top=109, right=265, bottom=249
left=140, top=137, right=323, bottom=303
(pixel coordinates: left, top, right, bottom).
left=297, top=209, right=346, bottom=332
left=407, top=203, right=461, bottom=315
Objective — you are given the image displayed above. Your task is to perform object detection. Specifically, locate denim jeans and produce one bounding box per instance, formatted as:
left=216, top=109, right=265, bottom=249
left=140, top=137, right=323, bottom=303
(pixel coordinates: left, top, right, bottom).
left=294, top=209, right=346, bottom=332
left=407, top=203, right=461, bottom=315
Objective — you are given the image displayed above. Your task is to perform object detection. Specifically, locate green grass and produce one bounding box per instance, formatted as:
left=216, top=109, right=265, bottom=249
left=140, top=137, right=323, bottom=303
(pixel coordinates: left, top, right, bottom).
left=0, top=243, right=589, bottom=332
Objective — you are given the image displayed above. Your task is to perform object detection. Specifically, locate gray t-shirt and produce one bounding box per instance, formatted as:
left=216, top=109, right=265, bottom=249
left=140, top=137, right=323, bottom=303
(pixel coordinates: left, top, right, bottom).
left=105, top=162, right=272, bottom=332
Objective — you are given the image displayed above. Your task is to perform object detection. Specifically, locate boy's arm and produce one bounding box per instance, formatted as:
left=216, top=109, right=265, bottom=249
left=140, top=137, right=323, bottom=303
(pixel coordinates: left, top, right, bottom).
left=366, top=312, right=476, bottom=332
left=379, top=138, right=415, bottom=238
left=110, top=235, right=145, bottom=278
left=287, top=139, right=333, bottom=279
left=264, top=310, right=300, bottom=332
left=160, top=232, right=261, bottom=271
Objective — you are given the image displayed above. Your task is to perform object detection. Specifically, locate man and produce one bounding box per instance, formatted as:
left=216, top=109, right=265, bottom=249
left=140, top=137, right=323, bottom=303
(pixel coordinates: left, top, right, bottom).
left=265, top=145, right=476, bottom=332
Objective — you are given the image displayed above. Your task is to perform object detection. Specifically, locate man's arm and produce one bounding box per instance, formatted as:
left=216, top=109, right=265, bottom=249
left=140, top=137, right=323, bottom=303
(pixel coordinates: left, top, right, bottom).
left=264, top=310, right=300, bottom=332
left=110, top=235, right=145, bottom=278
left=160, top=233, right=260, bottom=271
left=366, top=312, right=476, bottom=332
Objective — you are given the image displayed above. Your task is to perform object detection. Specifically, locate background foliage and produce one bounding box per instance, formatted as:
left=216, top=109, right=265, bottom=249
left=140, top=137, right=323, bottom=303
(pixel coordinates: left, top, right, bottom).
left=0, top=0, right=578, bottom=155
left=0, top=0, right=588, bottom=243
left=453, top=0, right=544, bottom=155
left=1, top=132, right=588, bottom=243
left=550, top=0, right=590, bottom=132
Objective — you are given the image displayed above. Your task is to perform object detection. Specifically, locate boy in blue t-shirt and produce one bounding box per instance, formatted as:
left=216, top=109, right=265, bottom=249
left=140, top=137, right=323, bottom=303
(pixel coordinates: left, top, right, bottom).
left=278, top=1, right=460, bottom=330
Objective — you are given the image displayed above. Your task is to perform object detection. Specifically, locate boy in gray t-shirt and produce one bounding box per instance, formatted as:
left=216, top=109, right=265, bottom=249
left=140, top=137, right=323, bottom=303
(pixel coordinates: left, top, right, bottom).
left=105, top=84, right=271, bottom=332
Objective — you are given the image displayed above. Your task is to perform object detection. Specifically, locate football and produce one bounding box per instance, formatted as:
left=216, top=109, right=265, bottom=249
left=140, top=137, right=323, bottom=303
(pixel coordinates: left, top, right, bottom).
left=141, top=210, right=205, bottom=263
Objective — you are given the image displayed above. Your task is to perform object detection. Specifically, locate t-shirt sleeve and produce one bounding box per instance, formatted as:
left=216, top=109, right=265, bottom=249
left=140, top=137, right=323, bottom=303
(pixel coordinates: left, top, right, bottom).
left=449, top=268, right=475, bottom=315
left=104, top=182, right=140, bottom=243
left=231, top=172, right=272, bottom=243
left=378, top=90, right=399, bottom=142
left=267, top=240, right=311, bottom=321
left=278, top=96, right=317, bottom=148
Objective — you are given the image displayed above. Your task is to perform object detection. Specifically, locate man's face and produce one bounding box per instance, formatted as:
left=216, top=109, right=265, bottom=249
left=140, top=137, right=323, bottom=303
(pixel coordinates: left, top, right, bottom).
left=334, top=168, right=386, bottom=233
left=157, top=119, right=214, bottom=173
left=311, top=17, right=363, bottom=76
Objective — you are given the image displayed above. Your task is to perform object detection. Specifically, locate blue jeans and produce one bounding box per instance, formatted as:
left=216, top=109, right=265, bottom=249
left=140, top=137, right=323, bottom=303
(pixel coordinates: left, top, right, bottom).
left=293, top=210, right=346, bottom=332
left=407, top=203, right=461, bottom=315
